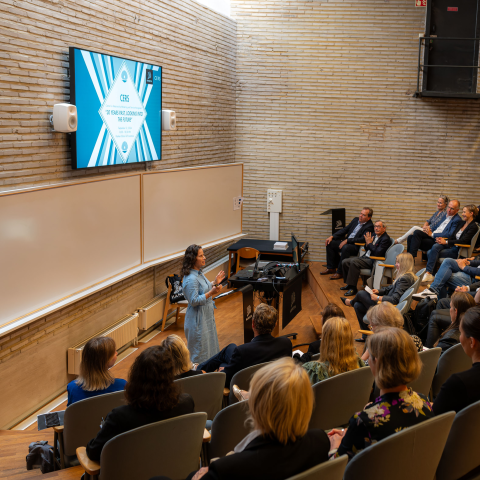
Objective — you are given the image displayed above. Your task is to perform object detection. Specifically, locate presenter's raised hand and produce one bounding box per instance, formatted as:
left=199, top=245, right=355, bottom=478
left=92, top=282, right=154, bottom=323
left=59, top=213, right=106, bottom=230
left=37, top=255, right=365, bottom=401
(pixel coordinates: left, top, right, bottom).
left=364, top=232, right=374, bottom=245
left=215, top=270, right=225, bottom=285
left=325, top=236, right=334, bottom=246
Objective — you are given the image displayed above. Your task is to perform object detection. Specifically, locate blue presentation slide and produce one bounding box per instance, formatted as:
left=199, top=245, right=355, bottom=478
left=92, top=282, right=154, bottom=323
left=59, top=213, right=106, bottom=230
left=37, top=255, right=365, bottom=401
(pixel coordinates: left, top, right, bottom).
left=70, top=47, right=162, bottom=169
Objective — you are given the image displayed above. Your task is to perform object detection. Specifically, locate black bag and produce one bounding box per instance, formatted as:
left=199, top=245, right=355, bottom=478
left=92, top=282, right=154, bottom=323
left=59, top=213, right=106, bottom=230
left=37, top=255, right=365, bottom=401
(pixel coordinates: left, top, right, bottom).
left=26, top=441, right=54, bottom=473
left=412, top=296, right=437, bottom=342
left=403, top=311, right=416, bottom=335
left=165, top=274, right=186, bottom=303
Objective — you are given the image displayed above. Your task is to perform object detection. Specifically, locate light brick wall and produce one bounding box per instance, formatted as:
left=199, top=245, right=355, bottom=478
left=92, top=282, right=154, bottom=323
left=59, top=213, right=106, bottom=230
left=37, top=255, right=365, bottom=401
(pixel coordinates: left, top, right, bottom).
left=0, top=0, right=236, bottom=428
left=232, top=0, right=480, bottom=261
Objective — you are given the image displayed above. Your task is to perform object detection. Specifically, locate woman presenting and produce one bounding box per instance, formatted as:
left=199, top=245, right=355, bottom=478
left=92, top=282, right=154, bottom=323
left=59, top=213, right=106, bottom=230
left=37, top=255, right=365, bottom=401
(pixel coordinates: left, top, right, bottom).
left=181, top=244, right=225, bottom=364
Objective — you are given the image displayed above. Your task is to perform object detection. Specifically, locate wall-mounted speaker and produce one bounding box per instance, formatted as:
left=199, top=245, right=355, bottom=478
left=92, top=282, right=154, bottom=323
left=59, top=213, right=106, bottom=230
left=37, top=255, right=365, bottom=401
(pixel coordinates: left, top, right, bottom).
left=162, top=110, right=176, bottom=131
left=51, top=103, right=77, bottom=132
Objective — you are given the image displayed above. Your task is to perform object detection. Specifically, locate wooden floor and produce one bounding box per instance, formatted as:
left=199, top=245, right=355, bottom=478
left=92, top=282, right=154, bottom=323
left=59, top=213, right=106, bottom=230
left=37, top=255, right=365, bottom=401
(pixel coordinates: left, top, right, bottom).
left=2, top=255, right=430, bottom=479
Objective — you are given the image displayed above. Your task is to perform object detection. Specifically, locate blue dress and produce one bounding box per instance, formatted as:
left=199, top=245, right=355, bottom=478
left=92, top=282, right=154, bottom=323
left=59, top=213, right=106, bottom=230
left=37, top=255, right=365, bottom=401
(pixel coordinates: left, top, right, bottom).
left=67, top=378, right=127, bottom=406
left=182, top=269, right=220, bottom=363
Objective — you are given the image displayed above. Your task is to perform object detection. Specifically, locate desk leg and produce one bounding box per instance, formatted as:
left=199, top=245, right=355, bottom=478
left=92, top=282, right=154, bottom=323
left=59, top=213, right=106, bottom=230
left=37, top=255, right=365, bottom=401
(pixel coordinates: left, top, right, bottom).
left=227, top=253, right=232, bottom=279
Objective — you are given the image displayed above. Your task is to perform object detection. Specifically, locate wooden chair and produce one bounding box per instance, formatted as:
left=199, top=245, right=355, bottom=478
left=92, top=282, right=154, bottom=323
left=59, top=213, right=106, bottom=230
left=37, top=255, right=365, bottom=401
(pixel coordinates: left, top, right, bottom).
left=76, top=412, right=207, bottom=480
left=161, top=274, right=188, bottom=331
left=235, top=247, right=259, bottom=273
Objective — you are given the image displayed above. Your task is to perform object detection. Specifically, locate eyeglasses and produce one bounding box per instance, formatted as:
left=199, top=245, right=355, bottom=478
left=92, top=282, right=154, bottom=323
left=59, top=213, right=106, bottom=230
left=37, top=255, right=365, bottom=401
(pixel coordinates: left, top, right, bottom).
left=374, top=225, right=383, bottom=228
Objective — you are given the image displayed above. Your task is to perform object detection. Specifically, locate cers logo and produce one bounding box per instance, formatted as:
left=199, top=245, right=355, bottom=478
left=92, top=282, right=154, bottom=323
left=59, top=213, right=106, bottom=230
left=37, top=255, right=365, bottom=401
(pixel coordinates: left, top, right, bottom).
left=120, top=94, right=129, bottom=102
left=146, top=68, right=153, bottom=85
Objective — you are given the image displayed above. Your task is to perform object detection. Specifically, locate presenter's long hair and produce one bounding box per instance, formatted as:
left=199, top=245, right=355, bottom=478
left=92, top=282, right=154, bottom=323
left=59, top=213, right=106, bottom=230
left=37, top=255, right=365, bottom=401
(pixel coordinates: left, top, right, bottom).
left=125, top=345, right=180, bottom=411
left=76, top=337, right=116, bottom=391
left=319, top=317, right=359, bottom=377
left=181, top=244, right=202, bottom=279
left=394, top=253, right=417, bottom=284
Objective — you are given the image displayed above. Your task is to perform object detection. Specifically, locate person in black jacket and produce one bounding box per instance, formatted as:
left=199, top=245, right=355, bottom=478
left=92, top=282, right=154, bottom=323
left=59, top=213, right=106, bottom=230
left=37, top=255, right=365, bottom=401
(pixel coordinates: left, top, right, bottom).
left=322, top=207, right=374, bottom=279
left=197, top=304, right=292, bottom=387
left=342, top=253, right=417, bottom=342
left=340, top=220, right=392, bottom=297
left=433, top=306, right=480, bottom=415
left=425, top=291, right=476, bottom=350
left=424, top=205, right=479, bottom=279
left=86, top=345, right=194, bottom=462
left=183, top=358, right=329, bottom=480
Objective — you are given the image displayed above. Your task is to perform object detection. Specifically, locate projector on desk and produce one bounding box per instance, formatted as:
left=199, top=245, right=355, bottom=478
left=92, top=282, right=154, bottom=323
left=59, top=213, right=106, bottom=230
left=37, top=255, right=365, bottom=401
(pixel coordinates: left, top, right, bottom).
left=273, top=242, right=288, bottom=250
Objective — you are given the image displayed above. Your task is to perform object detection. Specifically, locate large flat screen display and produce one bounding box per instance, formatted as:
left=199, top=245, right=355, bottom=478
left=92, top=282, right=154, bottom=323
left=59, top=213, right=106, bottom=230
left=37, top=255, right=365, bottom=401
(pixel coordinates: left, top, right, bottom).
left=69, top=47, right=162, bottom=169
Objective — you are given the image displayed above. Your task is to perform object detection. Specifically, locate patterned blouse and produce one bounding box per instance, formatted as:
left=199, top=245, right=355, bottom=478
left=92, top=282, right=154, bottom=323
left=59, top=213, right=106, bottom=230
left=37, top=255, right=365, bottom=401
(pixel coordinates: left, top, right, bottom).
left=302, top=357, right=366, bottom=385
left=335, top=388, right=434, bottom=460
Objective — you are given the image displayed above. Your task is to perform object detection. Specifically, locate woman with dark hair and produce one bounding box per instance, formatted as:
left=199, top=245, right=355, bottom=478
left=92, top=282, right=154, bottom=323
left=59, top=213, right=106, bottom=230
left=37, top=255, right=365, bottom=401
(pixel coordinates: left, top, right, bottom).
left=85, top=345, right=194, bottom=461
left=67, top=337, right=126, bottom=406
left=425, top=291, right=476, bottom=351
left=181, top=244, right=225, bottom=363
left=433, top=306, right=480, bottom=414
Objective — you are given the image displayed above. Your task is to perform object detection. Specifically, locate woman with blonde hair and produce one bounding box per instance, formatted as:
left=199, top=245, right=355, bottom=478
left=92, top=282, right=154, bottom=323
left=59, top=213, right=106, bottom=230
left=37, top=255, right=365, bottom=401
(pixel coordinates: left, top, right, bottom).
left=342, top=252, right=417, bottom=342
left=67, top=337, right=127, bottom=406
left=181, top=358, right=330, bottom=480
left=162, top=334, right=204, bottom=379
left=302, top=317, right=365, bottom=385
left=329, top=328, right=434, bottom=461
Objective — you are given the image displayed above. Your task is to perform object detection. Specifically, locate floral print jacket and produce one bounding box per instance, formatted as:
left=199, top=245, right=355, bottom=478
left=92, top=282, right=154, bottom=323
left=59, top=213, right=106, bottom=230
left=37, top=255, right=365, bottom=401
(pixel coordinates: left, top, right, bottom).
left=336, top=388, right=434, bottom=459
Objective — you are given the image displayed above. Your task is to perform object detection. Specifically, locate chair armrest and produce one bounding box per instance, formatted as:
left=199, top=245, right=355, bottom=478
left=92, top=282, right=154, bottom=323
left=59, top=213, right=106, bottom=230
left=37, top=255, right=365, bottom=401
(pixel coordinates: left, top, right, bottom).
left=369, top=256, right=386, bottom=260
left=53, top=425, right=64, bottom=433
left=455, top=244, right=471, bottom=248
left=476, top=276, right=480, bottom=280
left=358, top=330, right=373, bottom=336
left=76, top=447, right=100, bottom=476
left=355, top=243, right=365, bottom=246
left=223, top=388, right=230, bottom=397
left=378, top=264, right=395, bottom=268
left=203, top=429, right=211, bottom=443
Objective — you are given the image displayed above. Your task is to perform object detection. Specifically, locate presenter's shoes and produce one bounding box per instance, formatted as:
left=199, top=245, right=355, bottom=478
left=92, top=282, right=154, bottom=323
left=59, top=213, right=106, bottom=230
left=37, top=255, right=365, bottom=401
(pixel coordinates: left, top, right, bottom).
left=355, top=338, right=366, bottom=343
left=344, top=289, right=358, bottom=297
left=320, top=268, right=336, bottom=275
left=330, top=273, right=343, bottom=280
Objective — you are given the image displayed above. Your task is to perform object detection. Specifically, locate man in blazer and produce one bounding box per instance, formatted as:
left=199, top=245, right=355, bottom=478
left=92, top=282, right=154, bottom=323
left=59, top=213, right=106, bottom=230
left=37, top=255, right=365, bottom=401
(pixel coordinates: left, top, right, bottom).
left=197, top=303, right=292, bottom=387
left=321, top=207, right=375, bottom=280
left=340, top=220, right=392, bottom=296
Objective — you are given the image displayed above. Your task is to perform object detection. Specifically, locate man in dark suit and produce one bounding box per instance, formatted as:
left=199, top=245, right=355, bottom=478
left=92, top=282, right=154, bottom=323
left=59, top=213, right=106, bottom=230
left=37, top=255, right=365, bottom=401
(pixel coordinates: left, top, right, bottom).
left=340, top=220, right=392, bottom=296
left=197, top=303, right=292, bottom=387
left=321, top=207, right=375, bottom=280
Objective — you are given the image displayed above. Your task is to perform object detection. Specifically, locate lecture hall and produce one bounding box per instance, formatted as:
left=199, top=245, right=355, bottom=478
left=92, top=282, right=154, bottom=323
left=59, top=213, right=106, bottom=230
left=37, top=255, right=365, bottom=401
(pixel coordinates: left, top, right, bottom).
left=1, top=0, right=480, bottom=479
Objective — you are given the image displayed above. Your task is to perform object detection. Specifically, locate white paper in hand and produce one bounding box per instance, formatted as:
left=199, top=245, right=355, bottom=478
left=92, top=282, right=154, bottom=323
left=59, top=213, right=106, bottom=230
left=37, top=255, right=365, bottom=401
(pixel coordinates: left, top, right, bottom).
left=364, top=286, right=374, bottom=294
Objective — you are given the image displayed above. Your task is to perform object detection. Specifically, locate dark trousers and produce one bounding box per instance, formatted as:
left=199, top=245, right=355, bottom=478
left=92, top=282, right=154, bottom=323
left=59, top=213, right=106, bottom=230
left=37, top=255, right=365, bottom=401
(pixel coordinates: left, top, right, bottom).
left=425, top=309, right=451, bottom=348
left=342, top=256, right=375, bottom=287
left=351, top=290, right=377, bottom=336
left=407, top=230, right=435, bottom=259
left=326, top=240, right=359, bottom=273
left=426, top=245, right=459, bottom=274
left=197, top=343, right=237, bottom=372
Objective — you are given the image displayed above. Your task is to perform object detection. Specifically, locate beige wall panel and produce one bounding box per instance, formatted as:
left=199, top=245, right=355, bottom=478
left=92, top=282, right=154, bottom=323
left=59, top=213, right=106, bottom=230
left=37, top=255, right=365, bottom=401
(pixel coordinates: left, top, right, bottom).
left=232, top=0, right=480, bottom=262
left=143, top=164, right=243, bottom=262
left=0, top=176, right=141, bottom=327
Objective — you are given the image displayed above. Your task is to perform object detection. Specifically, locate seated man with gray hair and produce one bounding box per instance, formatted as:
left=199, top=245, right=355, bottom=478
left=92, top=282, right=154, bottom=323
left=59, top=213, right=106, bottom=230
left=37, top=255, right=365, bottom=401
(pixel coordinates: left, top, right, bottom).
left=339, top=220, right=392, bottom=297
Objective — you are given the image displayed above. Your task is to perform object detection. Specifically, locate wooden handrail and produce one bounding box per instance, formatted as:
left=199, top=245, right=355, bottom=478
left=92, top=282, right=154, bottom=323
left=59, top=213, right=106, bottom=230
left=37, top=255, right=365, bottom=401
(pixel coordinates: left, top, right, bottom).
left=455, top=244, right=471, bottom=248
left=358, top=330, right=373, bottom=336
left=476, top=276, right=480, bottom=280
left=76, top=447, right=100, bottom=476
left=378, top=264, right=395, bottom=268
left=370, top=256, right=386, bottom=260
left=355, top=243, right=365, bottom=246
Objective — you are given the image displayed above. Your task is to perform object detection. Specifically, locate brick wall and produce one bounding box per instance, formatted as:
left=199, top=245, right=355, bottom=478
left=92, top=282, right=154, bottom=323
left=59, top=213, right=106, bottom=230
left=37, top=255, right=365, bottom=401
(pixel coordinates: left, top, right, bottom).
left=232, top=0, right=480, bottom=261
left=0, top=0, right=236, bottom=428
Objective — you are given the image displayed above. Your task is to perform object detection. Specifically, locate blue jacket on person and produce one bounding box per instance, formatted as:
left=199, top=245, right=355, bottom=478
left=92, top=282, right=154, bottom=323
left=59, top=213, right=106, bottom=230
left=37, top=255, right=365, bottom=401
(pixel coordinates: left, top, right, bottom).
left=67, top=378, right=127, bottom=406
left=432, top=214, right=462, bottom=239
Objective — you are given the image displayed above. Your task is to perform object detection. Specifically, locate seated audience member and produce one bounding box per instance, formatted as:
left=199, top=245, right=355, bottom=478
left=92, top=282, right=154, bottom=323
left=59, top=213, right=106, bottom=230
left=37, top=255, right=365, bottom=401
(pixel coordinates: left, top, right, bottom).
left=321, top=207, right=374, bottom=279
left=298, top=303, right=346, bottom=359
left=340, top=220, right=392, bottom=296
left=329, top=328, right=433, bottom=460
left=425, top=292, right=476, bottom=352
left=433, top=307, right=480, bottom=415
left=394, top=195, right=449, bottom=245
left=67, top=337, right=126, bottom=406
left=86, top=345, right=194, bottom=462
left=360, top=303, right=423, bottom=361
left=162, top=334, right=204, bottom=379
left=342, top=253, right=417, bottom=341
left=180, top=358, right=330, bottom=480
left=423, top=205, right=479, bottom=281
left=197, top=304, right=292, bottom=387
left=302, top=317, right=365, bottom=385
left=407, top=199, right=462, bottom=282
